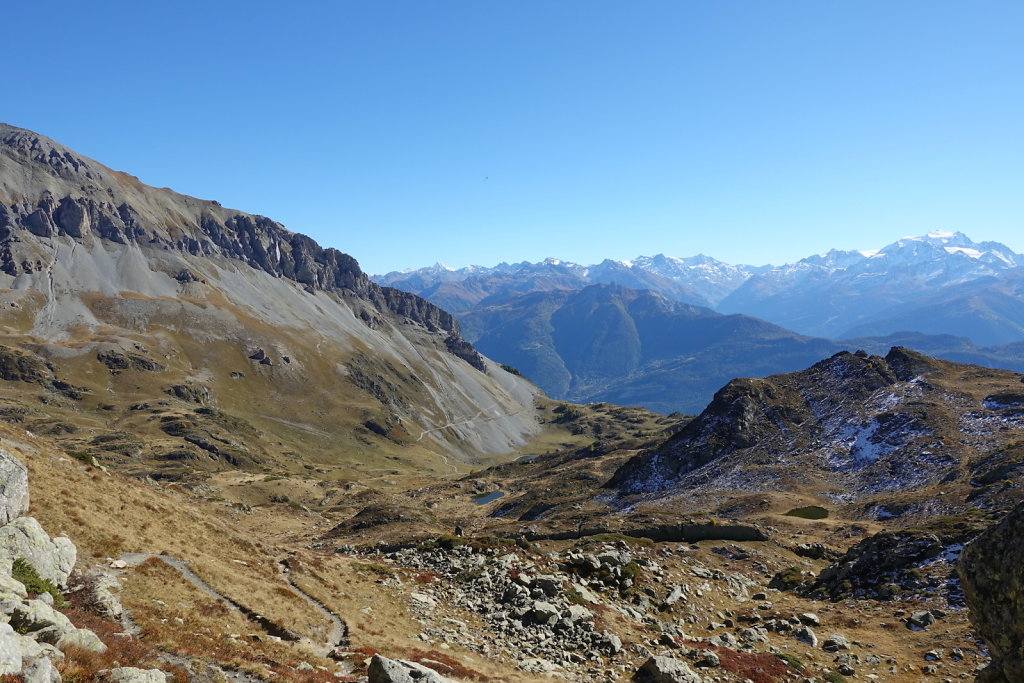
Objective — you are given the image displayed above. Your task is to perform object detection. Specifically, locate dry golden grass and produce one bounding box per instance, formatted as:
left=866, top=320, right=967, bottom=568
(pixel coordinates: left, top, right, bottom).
left=120, top=559, right=344, bottom=682
left=1, top=423, right=329, bottom=640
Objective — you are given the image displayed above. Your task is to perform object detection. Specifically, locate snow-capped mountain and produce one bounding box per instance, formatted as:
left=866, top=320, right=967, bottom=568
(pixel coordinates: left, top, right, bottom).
left=718, top=231, right=1024, bottom=343
left=374, top=231, right=1024, bottom=345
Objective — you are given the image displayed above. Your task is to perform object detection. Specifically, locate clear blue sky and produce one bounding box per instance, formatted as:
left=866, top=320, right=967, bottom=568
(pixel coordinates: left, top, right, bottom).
left=5, top=1, right=1023, bottom=273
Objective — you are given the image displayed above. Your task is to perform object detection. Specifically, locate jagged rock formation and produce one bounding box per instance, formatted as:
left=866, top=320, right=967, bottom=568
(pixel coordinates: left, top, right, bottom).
left=959, top=503, right=1024, bottom=682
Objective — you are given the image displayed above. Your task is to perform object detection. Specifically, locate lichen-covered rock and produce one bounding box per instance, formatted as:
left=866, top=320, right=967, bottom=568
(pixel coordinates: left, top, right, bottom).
left=0, top=518, right=77, bottom=587
left=99, top=667, right=167, bottom=683
left=0, top=448, right=29, bottom=525
left=0, top=622, right=22, bottom=674
left=0, top=574, right=28, bottom=615
left=51, top=627, right=107, bottom=653
left=959, top=503, right=1024, bottom=682
left=23, top=656, right=61, bottom=683
left=91, top=573, right=123, bottom=619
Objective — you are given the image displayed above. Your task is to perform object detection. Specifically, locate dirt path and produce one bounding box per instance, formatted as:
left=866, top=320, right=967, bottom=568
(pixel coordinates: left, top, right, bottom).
left=278, top=558, right=349, bottom=656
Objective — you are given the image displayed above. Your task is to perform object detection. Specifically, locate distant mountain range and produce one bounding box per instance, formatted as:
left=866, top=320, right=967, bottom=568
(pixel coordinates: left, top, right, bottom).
left=376, top=233, right=1024, bottom=412
left=377, top=231, right=1024, bottom=346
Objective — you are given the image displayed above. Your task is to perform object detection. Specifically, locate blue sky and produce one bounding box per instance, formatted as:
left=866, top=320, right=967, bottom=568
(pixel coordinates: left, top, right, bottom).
left=5, top=1, right=1023, bottom=273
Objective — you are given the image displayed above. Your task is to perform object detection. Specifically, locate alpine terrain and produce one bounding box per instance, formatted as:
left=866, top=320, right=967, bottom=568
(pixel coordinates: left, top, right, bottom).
left=0, top=123, right=1022, bottom=683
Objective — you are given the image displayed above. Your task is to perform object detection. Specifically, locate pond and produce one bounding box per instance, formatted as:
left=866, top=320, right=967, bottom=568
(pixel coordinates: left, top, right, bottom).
left=472, top=490, right=506, bottom=505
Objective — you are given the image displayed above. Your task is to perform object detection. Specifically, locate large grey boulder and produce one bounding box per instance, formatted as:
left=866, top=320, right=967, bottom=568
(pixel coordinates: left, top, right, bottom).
left=367, top=654, right=455, bottom=683
left=634, top=655, right=705, bottom=683
left=46, top=627, right=107, bottom=653
left=0, top=518, right=76, bottom=587
left=0, top=448, right=29, bottom=525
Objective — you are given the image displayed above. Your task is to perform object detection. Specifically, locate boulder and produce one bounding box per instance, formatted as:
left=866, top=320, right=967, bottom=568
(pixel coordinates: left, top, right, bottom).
left=0, top=518, right=77, bottom=587
left=794, top=625, right=817, bottom=647
left=91, top=573, right=124, bottom=618
left=367, top=654, right=455, bottom=682
left=99, top=668, right=167, bottom=683
left=959, top=503, right=1024, bottom=682
left=530, top=600, right=559, bottom=625
left=0, top=449, right=29, bottom=525
left=633, top=655, right=704, bottom=682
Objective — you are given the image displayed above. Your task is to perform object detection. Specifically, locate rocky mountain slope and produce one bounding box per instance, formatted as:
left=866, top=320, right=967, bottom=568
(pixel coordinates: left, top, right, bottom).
left=607, top=347, right=1024, bottom=519
left=0, top=122, right=542, bottom=481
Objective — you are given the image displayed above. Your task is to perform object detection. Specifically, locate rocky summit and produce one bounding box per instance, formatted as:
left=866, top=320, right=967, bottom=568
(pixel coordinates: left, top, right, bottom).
left=0, top=123, right=1023, bottom=683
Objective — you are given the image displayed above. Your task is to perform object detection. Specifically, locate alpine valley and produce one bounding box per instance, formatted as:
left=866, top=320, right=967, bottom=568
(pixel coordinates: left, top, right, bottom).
left=1, top=122, right=1024, bottom=683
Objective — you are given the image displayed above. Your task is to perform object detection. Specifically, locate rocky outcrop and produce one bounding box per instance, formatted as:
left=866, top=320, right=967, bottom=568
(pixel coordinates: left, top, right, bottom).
left=0, top=448, right=29, bottom=525
left=0, top=518, right=77, bottom=587
left=959, top=503, right=1024, bottom=682
left=808, top=530, right=944, bottom=601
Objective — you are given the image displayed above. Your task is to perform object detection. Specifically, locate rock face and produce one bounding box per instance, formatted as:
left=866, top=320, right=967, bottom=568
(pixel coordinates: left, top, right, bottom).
left=0, top=448, right=29, bottom=525
left=0, top=123, right=462, bottom=341
left=959, top=503, right=1024, bottom=682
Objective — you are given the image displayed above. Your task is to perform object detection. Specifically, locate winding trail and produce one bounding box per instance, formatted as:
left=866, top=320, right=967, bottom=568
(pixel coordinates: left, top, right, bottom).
left=277, top=557, right=349, bottom=656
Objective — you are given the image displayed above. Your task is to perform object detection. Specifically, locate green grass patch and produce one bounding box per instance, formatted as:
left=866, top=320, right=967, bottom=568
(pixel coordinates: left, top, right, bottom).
left=773, top=653, right=805, bottom=671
